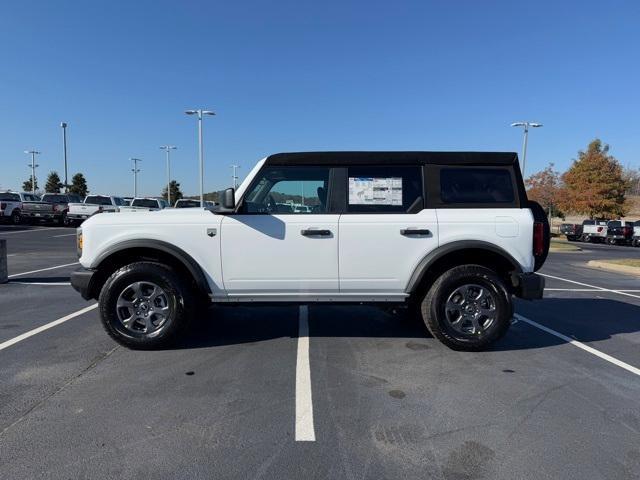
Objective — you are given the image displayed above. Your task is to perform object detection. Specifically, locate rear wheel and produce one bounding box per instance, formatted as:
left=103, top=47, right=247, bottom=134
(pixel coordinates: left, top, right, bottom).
left=606, top=237, right=616, bottom=245
left=10, top=210, right=21, bottom=225
left=420, top=265, right=512, bottom=351
left=98, top=262, right=194, bottom=349
left=633, top=238, right=640, bottom=248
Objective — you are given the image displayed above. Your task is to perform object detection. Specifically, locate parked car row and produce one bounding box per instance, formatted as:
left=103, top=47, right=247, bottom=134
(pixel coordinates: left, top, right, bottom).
left=1, top=191, right=219, bottom=227
left=560, top=219, right=640, bottom=246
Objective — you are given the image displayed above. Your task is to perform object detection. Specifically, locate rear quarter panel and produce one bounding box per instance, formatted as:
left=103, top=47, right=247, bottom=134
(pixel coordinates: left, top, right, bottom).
left=436, top=208, right=534, bottom=272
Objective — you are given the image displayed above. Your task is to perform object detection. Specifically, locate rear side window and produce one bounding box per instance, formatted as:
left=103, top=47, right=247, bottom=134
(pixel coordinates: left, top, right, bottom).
left=346, top=166, right=423, bottom=213
left=608, top=221, right=621, bottom=227
left=582, top=220, right=594, bottom=226
left=132, top=199, right=159, bottom=208
left=440, top=168, right=515, bottom=205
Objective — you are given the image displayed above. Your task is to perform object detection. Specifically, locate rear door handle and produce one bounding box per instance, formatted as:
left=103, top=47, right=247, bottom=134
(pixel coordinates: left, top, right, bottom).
left=301, top=229, right=332, bottom=237
left=400, top=228, right=431, bottom=236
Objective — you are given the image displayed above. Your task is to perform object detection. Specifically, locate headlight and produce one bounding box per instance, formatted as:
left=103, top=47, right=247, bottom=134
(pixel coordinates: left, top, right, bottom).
left=76, top=228, right=83, bottom=258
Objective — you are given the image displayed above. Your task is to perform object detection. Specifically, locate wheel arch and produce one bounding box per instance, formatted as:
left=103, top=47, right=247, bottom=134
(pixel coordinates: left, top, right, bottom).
left=87, top=240, right=211, bottom=300
left=405, top=241, right=523, bottom=297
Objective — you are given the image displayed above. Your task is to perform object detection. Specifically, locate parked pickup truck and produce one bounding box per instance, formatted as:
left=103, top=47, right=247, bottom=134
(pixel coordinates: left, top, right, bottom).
left=580, top=219, right=608, bottom=243
left=632, top=221, right=640, bottom=247
left=22, top=193, right=84, bottom=225
left=119, top=197, right=170, bottom=212
left=174, top=199, right=217, bottom=208
left=0, top=191, right=40, bottom=224
left=560, top=223, right=582, bottom=241
left=71, top=151, right=549, bottom=352
left=606, top=220, right=635, bottom=245
left=67, top=195, right=127, bottom=225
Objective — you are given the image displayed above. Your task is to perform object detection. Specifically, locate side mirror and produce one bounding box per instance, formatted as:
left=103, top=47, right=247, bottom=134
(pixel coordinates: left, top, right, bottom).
left=222, top=188, right=235, bottom=209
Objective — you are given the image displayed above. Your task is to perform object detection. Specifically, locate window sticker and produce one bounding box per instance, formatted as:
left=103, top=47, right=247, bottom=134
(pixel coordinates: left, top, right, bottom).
left=348, top=177, right=402, bottom=205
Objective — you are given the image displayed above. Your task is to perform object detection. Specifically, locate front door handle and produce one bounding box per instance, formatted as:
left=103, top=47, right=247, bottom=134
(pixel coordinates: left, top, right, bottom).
left=301, top=229, right=332, bottom=237
left=400, top=228, right=431, bottom=236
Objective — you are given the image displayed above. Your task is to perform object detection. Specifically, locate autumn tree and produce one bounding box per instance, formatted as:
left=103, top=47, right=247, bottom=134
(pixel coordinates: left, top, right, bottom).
left=526, top=163, right=564, bottom=219
left=161, top=180, right=183, bottom=205
left=44, top=171, right=64, bottom=193
left=559, top=139, right=629, bottom=219
left=69, top=173, right=89, bottom=196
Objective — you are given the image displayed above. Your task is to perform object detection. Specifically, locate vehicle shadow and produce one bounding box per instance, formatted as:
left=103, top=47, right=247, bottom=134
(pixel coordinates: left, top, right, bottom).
left=173, top=298, right=640, bottom=352
left=8, top=276, right=70, bottom=283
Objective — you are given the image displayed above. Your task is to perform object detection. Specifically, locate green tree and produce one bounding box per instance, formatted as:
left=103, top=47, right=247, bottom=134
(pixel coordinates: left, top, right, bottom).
left=161, top=180, right=183, bottom=205
left=526, top=163, right=564, bottom=219
left=559, top=139, right=629, bottom=219
left=44, top=171, right=64, bottom=193
left=69, top=173, right=89, bottom=196
left=22, top=176, right=38, bottom=192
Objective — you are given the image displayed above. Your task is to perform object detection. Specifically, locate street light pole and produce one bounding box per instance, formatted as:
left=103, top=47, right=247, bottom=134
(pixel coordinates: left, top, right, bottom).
left=160, top=146, right=177, bottom=205
left=61, top=122, right=68, bottom=192
left=24, top=150, right=41, bottom=194
left=185, top=109, right=215, bottom=207
left=511, top=121, right=543, bottom=177
left=230, top=164, right=240, bottom=189
left=130, top=158, right=142, bottom=198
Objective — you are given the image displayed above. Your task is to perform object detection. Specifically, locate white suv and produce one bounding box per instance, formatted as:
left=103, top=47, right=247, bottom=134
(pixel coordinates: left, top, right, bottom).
left=71, top=152, right=548, bottom=351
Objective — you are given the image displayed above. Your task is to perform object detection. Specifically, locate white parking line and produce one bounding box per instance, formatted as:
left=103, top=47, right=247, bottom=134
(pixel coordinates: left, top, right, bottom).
left=515, top=314, right=640, bottom=377
left=295, top=305, right=315, bottom=442
left=8, top=262, right=79, bottom=278
left=0, top=304, right=98, bottom=352
left=52, top=233, right=76, bottom=238
left=540, top=273, right=640, bottom=300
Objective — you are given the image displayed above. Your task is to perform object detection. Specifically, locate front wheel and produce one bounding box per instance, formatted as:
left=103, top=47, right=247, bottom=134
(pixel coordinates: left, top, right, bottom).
left=606, top=237, right=616, bottom=245
left=633, top=238, right=640, bottom=248
left=420, top=265, right=512, bottom=351
left=98, top=262, right=194, bottom=349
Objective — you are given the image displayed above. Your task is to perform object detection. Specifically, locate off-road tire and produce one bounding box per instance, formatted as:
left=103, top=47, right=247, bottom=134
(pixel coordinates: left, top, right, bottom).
left=98, top=261, right=194, bottom=349
left=420, top=265, right=512, bottom=351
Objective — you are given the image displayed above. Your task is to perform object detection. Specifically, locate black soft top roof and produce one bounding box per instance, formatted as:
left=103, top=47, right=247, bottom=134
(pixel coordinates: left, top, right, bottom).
left=265, top=151, right=518, bottom=166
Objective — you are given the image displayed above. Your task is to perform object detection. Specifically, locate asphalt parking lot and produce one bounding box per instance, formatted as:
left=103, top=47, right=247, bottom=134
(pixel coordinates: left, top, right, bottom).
left=1, top=225, right=639, bottom=479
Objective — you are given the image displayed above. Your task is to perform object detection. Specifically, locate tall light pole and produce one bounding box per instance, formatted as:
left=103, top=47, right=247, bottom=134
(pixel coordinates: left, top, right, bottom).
left=61, top=122, right=68, bottom=192
left=131, top=158, right=142, bottom=198
left=511, top=122, right=543, bottom=177
left=160, top=145, right=177, bottom=205
left=230, top=164, right=240, bottom=189
left=185, top=109, right=215, bottom=207
left=24, top=150, right=41, bottom=194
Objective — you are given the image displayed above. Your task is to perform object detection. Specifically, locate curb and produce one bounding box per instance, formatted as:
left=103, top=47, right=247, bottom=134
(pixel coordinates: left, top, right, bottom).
left=587, top=260, right=640, bottom=276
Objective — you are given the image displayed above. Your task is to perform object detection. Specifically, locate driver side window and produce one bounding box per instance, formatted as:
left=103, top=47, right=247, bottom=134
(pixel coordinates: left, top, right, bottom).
left=242, top=166, right=330, bottom=214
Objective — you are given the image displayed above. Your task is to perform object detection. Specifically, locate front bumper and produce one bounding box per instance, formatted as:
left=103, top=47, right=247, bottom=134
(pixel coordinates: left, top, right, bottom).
left=70, top=268, right=96, bottom=300
left=515, top=272, right=544, bottom=300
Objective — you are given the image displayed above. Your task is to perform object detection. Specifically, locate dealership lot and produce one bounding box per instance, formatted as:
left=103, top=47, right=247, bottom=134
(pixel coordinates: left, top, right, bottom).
left=1, top=225, right=639, bottom=479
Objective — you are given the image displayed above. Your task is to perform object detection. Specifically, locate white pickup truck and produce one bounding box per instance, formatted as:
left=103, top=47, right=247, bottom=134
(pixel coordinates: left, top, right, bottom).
left=0, top=191, right=40, bottom=224
left=67, top=195, right=128, bottom=226
left=71, top=151, right=549, bottom=351
left=118, top=197, right=170, bottom=212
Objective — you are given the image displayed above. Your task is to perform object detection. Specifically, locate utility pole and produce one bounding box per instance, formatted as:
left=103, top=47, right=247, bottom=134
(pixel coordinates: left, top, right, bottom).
left=24, top=150, right=41, bottom=194
left=230, top=164, right=240, bottom=189
left=185, top=109, right=215, bottom=207
left=160, top=146, right=177, bottom=205
left=61, top=122, right=68, bottom=192
left=510, top=122, right=543, bottom=177
left=131, top=158, right=142, bottom=198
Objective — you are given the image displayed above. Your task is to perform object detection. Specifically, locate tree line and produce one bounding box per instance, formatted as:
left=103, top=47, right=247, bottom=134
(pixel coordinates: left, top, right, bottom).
left=23, top=171, right=89, bottom=196
left=526, top=139, right=637, bottom=220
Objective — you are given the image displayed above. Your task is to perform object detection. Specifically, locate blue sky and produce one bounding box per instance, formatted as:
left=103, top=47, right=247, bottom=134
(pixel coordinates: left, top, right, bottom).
left=0, top=0, right=638, bottom=197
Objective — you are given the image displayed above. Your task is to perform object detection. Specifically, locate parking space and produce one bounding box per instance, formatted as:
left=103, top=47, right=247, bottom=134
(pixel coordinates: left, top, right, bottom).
left=1, top=229, right=640, bottom=479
